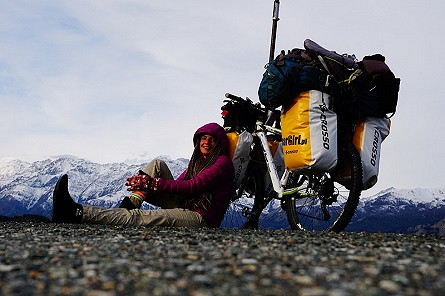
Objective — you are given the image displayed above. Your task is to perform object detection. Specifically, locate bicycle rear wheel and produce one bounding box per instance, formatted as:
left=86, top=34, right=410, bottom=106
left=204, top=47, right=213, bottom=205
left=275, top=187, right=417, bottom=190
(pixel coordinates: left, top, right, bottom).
left=284, top=142, right=363, bottom=232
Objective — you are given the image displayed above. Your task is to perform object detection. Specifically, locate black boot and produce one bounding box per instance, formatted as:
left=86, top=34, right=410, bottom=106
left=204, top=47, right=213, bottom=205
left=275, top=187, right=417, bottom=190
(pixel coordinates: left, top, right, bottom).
left=118, top=196, right=137, bottom=210
left=52, top=174, right=83, bottom=223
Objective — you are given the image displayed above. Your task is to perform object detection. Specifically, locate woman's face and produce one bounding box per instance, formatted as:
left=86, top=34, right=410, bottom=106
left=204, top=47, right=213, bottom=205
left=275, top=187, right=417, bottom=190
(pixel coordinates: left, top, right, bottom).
left=199, top=134, right=217, bottom=157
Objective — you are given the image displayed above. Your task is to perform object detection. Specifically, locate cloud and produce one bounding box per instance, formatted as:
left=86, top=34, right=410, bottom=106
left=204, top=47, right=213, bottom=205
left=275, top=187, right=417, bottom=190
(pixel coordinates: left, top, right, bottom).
left=1, top=0, right=445, bottom=195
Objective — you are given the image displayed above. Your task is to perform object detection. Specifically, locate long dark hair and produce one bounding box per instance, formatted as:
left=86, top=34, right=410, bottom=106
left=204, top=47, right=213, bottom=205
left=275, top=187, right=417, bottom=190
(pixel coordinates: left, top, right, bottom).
left=182, top=134, right=223, bottom=209
left=183, top=135, right=222, bottom=180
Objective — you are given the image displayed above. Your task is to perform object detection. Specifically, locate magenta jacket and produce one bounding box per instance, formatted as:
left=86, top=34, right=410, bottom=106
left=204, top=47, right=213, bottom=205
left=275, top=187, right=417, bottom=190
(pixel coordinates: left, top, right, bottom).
left=156, top=123, right=235, bottom=227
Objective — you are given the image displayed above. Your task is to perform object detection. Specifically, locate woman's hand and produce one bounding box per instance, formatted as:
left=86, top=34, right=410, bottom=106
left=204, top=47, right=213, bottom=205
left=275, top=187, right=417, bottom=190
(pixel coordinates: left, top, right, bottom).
left=125, top=172, right=153, bottom=191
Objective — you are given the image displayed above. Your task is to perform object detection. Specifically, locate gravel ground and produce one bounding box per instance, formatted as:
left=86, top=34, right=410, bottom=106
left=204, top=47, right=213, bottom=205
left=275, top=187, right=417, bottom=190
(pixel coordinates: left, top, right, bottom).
left=0, top=222, right=444, bottom=296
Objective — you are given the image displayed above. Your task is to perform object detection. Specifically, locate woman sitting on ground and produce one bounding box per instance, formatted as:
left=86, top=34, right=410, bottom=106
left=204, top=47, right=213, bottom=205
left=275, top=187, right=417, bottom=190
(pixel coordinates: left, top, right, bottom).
left=51, top=122, right=235, bottom=228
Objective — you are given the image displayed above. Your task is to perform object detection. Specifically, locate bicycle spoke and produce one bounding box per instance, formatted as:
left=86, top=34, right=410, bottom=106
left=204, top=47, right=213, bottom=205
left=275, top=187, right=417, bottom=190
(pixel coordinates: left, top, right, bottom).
left=285, top=142, right=362, bottom=232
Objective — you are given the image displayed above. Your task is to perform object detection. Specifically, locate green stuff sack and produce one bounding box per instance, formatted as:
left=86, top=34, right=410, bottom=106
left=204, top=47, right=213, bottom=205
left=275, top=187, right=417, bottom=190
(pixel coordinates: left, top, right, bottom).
left=258, top=49, right=326, bottom=109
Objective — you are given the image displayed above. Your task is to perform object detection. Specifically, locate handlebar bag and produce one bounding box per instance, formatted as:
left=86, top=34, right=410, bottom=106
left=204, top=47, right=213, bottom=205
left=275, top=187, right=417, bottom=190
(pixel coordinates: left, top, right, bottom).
left=226, top=130, right=253, bottom=189
left=353, top=117, right=390, bottom=189
left=281, top=90, right=337, bottom=173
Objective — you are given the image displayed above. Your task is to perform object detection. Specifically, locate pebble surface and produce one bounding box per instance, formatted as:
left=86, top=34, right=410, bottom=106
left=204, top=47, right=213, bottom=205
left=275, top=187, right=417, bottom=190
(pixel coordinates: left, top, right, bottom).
left=1, top=222, right=444, bottom=295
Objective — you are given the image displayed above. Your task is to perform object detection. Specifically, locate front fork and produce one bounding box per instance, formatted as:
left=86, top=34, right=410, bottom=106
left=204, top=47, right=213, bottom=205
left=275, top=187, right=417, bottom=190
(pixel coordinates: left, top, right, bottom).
left=256, top=130, right=289, bottom=198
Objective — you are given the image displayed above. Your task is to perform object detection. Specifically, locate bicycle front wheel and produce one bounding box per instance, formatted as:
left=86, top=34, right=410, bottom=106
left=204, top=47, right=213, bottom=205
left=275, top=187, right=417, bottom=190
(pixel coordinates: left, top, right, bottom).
left=220, top=160, right=266, bottom=229
left=284, top=142, right=363, bottom=232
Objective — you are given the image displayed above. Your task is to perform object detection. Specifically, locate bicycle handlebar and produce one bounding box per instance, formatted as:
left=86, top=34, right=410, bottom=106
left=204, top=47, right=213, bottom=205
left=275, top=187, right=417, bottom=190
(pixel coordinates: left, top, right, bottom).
left=224, top=92, right=262, bottom=110
left=223, top=92, right=280, bottom=127
left=224, top=92, right=254, bottom=105
left=225, top=92, right=242, bottom=101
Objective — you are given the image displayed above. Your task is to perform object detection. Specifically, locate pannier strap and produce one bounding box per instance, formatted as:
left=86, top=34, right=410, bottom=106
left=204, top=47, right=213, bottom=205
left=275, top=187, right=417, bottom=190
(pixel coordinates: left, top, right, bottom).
left=317, top=55, right=331, bottom=74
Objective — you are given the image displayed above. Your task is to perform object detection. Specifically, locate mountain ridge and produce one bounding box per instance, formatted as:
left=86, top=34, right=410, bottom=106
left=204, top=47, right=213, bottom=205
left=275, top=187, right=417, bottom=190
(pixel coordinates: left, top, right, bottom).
left=1, top=156, right=444, bottom=235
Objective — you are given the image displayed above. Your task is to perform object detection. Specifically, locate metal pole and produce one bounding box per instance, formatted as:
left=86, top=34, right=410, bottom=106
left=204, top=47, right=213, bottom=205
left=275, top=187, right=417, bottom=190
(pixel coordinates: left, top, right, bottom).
left=269, top=0, right=280, bottom=62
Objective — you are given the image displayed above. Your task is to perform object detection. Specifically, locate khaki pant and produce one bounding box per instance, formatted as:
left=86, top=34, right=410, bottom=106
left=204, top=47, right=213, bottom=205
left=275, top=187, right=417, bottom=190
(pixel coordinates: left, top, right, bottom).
left=81, top=159, right=207, bottom=228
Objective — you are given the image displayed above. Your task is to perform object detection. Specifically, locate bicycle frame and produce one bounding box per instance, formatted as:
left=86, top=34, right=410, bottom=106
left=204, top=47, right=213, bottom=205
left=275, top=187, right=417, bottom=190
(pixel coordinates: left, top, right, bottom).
left=221, top=92, right=363, bottom=231
left=254, top=120, right=291, bottom=199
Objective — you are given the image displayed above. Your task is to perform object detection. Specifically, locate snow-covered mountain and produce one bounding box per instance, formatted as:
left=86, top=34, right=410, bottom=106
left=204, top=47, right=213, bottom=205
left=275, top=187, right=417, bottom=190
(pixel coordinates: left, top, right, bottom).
left=0, top=156, right=188, bottom=217
left=1, top=156, right=444, bottom=235
left=347, top=187, right=445, bottom=235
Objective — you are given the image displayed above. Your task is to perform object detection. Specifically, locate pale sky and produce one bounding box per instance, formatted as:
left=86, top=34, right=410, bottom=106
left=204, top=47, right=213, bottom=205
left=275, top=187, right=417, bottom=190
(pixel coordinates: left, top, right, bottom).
left=1, top=0, right=444, bottom=196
